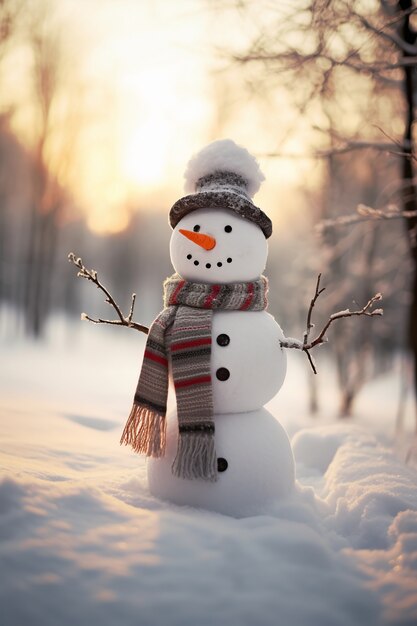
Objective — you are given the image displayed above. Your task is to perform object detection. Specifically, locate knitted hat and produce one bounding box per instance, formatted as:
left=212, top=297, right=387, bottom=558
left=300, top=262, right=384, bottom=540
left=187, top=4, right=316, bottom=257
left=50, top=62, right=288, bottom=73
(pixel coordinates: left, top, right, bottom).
left=169, top=139, right=272, bottom=239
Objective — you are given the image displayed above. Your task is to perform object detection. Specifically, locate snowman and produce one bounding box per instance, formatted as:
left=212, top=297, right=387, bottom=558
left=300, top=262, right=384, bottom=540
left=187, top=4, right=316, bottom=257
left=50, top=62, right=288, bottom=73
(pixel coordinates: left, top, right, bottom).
left=121, top=139, right=295, bottom=517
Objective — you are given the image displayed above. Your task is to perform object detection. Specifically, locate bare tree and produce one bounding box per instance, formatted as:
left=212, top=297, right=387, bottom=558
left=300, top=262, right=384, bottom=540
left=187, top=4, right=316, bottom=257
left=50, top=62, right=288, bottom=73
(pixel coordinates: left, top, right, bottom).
left=399, top=0, right=417, bottom=421
left=22, top=9, right=63, bottom=335
left=0, top=0, right=23, bottom=307
left=14, top=2, right=84, bottom=336
left=221, top=0, right=417, bottom=416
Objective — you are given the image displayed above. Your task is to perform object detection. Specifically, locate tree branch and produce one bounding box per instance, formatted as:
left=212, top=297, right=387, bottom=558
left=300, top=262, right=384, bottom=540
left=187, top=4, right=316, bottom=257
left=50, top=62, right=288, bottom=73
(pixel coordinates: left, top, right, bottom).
left=257, top=137, right=411, bottom=160
left=357, top=12, right=417, bottom=55
left=316, top=140, right=408, bottom=158
left=317, top=204, right=417, bottom=233
left=280, top=274, right=383, bottom=374
left=68, top=253, right=149, bottom=334
left=303, top=273, right=326, bottom=347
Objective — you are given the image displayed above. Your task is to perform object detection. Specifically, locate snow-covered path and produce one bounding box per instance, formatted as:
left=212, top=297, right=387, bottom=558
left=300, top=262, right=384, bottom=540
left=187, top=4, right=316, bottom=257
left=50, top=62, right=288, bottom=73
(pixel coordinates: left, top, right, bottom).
left=1, top=320, right=416, bottom=625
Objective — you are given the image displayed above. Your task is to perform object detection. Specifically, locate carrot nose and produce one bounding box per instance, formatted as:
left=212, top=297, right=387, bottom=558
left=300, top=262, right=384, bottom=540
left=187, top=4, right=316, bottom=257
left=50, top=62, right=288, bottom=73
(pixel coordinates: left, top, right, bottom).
left=179, top=229, right=216, bottom=250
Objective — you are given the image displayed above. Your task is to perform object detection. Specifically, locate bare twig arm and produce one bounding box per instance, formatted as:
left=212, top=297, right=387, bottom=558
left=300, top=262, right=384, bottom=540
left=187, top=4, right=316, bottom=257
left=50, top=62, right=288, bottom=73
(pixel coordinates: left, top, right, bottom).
left=305, top=293, right=383, bottom=352
left=68, top=253, right=149, bottom=334
left=303, top=273, right=325, bottom=347
left=300, top=273, right=325, bottom=373
left=280, top=275, right=383, bottom=374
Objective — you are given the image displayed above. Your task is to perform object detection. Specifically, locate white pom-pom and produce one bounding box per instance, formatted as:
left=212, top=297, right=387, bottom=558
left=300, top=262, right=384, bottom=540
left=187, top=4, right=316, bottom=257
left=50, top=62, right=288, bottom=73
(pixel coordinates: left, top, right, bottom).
left=184, top=139, right=265, bottom=198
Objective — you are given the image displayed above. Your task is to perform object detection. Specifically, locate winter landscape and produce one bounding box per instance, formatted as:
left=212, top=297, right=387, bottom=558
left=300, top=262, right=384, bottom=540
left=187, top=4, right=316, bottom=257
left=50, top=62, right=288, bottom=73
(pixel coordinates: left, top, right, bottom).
left=2, top=1, right=417, bottom=625
left=1, top=313, right=417, bottom=626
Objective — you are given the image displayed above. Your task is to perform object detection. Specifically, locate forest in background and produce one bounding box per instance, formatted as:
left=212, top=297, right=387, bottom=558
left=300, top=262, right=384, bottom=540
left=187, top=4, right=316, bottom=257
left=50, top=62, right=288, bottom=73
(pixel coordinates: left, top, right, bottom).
left=0, top=0, right=415, bottom=421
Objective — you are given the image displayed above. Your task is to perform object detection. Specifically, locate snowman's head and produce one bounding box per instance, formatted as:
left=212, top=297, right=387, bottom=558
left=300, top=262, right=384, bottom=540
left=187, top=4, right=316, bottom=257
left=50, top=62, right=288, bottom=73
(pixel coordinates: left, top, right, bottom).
left=170, top=207, right=268, bottom=284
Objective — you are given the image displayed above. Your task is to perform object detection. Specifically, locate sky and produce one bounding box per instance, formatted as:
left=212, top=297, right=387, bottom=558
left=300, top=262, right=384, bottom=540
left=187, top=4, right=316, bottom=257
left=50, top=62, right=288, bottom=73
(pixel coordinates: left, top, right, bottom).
left=2, top=0, right=318, bottom=234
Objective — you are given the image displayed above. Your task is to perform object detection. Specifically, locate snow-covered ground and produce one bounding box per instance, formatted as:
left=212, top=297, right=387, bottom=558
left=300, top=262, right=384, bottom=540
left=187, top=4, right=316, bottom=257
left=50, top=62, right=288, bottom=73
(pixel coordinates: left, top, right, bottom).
left=1, top=315, right=417, bottom=626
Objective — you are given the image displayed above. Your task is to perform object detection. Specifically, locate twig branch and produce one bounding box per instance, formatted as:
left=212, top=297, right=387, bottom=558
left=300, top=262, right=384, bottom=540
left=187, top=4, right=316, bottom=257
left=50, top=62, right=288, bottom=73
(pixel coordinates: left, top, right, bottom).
left=303, top=273, right=326, bottom=346
left=315, top=141, right=403, bottom=158
left=257, top=139, right=412, bottom=161
left=357, top=12, right=417, bottom=55
left=68, top=253, right=149, bottom=334
left=280, top=275, right=383, bottom=374
left=317, top=204, right=417, bottom=233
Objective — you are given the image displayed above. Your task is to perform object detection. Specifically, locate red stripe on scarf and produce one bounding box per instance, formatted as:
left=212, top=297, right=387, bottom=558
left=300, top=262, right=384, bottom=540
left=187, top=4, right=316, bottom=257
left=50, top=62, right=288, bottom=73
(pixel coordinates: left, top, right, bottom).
left=170, top=337, right=212, bottom=352
left=240, top=282, right=254, bottom=310
left=144, top=350, right=168, bottom=367
left=169, top=279, right=186, bottom=305
left=174, top=375, right=211, bottom=389
left=204, top=284, right=221, bottom=308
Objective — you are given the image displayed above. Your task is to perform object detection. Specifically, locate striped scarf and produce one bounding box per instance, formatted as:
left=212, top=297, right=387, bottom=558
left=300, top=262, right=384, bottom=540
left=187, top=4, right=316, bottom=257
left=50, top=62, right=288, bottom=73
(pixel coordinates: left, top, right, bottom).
left=120, top=273, right=268, bottom=482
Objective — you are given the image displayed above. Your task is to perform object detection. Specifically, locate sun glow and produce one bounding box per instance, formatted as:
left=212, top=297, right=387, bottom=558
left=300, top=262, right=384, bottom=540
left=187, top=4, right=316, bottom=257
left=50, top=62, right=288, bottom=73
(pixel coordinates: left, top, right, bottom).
left=68, top=4, right=216, bottom=234
left=85, top=181, right=131, bottom=234
left=121, top=120, right=169, bottom=189
left=1, top=0, right=316, bottom=236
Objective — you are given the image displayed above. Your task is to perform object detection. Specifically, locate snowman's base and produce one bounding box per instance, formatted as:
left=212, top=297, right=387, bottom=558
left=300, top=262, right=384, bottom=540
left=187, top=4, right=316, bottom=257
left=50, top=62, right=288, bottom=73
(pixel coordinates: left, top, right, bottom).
left=147, top=407, right=295, bottom=518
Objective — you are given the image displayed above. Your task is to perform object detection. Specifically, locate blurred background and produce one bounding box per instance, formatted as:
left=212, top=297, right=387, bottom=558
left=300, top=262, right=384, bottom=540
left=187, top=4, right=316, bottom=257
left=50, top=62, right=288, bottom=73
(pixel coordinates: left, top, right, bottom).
left=0, top=0, right=416, bottom=427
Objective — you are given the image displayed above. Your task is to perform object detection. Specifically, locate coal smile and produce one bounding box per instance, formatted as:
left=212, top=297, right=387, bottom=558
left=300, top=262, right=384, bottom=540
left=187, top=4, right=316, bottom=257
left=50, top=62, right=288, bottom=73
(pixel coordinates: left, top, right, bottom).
left=186, top=254, right=233, bottom=269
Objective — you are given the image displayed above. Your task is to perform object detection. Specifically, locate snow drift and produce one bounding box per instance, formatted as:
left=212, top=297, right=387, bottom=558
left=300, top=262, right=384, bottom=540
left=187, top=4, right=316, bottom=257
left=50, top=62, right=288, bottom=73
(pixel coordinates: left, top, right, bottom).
left=0, top=326, right=416, bottom=625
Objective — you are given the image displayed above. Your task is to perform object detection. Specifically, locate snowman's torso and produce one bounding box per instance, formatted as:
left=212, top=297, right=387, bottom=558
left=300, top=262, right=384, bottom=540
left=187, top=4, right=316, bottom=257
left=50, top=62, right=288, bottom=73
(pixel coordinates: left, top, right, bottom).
left=209, top=310, right=286, bottom=413
left=148, top=309, right=295, bottom=517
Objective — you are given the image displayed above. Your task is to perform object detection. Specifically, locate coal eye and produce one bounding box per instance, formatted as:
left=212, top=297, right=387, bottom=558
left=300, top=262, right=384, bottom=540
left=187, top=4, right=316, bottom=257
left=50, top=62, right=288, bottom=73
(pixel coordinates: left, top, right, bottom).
left=224, top=225, right=232, bottom=233
left=193, top=225, right=200, bottom=232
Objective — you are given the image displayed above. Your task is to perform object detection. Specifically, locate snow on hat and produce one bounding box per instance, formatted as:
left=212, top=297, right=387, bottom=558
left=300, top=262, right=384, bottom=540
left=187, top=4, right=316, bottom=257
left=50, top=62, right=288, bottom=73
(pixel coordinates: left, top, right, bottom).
left=169, top=139, right=273, bottom=238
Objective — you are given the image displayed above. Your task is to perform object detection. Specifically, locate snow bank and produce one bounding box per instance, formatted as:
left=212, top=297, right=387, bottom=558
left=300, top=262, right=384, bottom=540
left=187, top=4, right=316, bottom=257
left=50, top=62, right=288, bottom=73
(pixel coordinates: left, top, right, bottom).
left=0, top=472, right=381, bottom=626
left=292, top=425, right=417, bottom=623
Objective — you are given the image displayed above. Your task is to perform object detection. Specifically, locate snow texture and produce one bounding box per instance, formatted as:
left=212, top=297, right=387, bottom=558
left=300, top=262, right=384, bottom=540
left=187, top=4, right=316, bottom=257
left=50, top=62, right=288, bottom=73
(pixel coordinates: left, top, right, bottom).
left=281, top=336, right=304, bottom=349
left=1, top=320, right=417, bottom=626
left=183, top=139, right=265, bottom=197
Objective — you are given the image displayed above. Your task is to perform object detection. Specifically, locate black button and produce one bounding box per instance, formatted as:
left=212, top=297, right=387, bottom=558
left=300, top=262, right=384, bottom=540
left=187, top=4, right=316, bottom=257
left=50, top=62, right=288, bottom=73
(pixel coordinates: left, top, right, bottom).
left=216, top=367, right=230, bottom=381
left=216, top=333, right=230, bottom=347
left=217, top=457, right=228, bottom=472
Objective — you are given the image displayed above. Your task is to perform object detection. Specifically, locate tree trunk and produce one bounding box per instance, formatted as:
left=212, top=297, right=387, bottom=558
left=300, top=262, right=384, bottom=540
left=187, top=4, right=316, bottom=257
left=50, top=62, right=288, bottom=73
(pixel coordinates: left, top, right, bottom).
left=399, top=0, right=417, bottom=418
left=410, top=267, right=417, bottom=421
left=340, top=388, right=355, bottom=418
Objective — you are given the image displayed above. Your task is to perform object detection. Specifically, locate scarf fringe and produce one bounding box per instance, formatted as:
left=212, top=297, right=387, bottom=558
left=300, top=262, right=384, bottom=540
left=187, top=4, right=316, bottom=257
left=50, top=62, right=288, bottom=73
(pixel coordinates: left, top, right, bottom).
left=172, top=433, right=218, bottom=482
left=120, top=404, right=166, bottom=457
